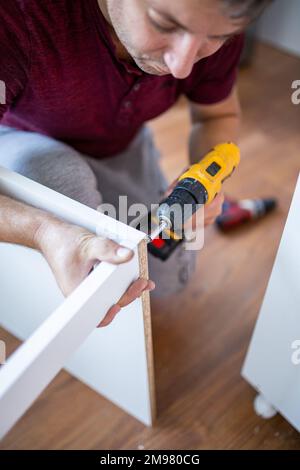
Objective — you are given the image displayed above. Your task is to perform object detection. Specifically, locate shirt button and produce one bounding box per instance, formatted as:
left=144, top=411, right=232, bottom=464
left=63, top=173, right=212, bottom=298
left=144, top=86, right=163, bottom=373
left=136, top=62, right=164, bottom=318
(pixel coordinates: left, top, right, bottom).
left=124, top=100, right=132, bottom=109
left=133, top=83, right=141, bottom=92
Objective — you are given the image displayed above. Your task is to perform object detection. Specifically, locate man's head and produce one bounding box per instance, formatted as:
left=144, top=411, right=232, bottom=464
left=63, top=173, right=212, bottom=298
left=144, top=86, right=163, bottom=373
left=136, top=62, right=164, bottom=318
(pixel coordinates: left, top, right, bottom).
left=100, top=0, right=271, bottom=79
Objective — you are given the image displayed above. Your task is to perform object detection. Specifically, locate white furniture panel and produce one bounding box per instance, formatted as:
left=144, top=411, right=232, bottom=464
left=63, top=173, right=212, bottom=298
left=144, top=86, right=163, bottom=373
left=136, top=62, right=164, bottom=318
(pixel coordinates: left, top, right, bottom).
left=0, top=167, right=155, bottom=439
left=242, top=174, right=300, bottom=431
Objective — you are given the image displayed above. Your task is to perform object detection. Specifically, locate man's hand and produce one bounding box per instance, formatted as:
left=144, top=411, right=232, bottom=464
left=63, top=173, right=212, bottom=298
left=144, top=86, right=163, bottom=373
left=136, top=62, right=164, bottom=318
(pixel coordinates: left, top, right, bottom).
left=35, top=218, right=155, bottom=327
left=178, top=191, right=224, bottom=241
left=202, top=192, right=224, bottom=227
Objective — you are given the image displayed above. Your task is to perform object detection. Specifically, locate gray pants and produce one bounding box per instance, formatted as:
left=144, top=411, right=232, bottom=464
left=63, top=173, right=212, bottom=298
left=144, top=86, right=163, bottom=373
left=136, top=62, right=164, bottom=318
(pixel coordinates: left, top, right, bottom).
left=0, top=125, right=196, bottom=297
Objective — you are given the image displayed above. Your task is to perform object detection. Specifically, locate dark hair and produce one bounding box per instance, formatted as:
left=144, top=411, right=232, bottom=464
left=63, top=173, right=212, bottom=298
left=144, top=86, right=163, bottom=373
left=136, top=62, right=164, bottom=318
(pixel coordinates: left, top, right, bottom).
left=220, top=0, right=272, bottom=21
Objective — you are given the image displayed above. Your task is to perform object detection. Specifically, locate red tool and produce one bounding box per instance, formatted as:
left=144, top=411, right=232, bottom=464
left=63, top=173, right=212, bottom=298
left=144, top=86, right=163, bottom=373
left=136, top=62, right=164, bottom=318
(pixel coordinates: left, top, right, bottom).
left=216, top=197, right=277, bottom=231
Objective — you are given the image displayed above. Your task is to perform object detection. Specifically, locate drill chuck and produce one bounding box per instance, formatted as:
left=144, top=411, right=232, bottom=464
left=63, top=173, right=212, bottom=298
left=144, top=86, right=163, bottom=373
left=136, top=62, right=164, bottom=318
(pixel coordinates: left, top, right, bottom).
left=157, top=178, right=208, bottom=231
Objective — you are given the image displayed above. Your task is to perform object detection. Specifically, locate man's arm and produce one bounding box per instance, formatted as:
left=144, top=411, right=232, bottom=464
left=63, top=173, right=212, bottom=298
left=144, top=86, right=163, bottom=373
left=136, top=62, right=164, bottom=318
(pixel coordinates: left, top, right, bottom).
left=0, top=194, right=134, bottom=263
left=188, top=86, right=241, bottom=164
left=163, top=89, right=241, bottom=230
left=0, top=194, right=56, bottom=249
left=182, top=87, right=241, bottom=227
left=0, top=194, right=154, bottom=326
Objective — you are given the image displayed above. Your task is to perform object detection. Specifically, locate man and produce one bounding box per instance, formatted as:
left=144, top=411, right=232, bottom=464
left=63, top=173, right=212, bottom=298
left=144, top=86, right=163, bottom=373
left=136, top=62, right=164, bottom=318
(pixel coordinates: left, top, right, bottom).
left=0, top=0, right=271, bottom=325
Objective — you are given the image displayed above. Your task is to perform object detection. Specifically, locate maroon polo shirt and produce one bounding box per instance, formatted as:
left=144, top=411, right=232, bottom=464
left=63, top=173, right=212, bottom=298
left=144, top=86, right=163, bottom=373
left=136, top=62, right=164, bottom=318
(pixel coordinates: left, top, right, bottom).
left=0, top=0, right=244, bottom=159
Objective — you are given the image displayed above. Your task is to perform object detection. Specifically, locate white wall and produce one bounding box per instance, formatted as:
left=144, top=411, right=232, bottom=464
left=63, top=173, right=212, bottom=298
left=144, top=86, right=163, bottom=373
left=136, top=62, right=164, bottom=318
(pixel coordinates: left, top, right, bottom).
left=255, top=0, right=300, bottom=57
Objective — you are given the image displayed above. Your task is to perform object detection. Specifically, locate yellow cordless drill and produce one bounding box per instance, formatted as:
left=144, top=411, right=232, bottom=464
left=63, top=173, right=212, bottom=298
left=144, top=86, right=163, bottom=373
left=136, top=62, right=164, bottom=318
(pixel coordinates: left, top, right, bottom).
left=146, top=142, right=240, bottom=260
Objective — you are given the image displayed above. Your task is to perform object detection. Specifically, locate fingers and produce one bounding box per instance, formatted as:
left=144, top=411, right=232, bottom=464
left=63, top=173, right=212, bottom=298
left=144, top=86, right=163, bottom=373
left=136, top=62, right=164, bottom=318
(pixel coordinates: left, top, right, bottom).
left=163, top=179, right=178, bottom=198
left=214, top=192, right=225, bottom=206
left=117, top=278, right=155, bottom=308
left=204, top=192, right=224, bottom=227
left=209, top=192, right=225, bottom=210
left=97, top=278, right=156, bottom=328
left=98, top=304, right=121, bottom=328
left=204, top=217, right=216, bottom=227
left=184, top=192, right=225, bottom=235
left=163, top=165, right=191, bottom=198
left=85, top=236, right=134, bottom=265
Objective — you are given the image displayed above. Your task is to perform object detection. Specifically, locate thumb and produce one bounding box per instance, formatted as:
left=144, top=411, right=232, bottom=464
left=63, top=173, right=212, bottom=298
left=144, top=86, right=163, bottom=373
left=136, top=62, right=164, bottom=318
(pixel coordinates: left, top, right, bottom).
left=84, top=236, right=134, bottom=265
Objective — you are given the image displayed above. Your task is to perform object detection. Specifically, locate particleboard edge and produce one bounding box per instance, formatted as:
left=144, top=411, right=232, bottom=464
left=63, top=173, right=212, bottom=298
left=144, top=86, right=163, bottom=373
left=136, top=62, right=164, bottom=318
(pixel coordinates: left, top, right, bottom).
left=138, top=239, right=156, bottom=424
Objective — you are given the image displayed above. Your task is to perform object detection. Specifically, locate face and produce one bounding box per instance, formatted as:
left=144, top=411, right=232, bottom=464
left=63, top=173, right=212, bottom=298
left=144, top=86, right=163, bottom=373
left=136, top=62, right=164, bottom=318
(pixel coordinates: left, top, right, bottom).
left=102, top=0, right=247, bottom=79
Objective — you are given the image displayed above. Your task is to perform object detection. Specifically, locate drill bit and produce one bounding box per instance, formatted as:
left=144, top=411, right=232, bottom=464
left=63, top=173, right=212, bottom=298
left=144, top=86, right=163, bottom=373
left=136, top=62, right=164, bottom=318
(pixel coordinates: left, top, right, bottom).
left=147, top=219, right=170, bottom=243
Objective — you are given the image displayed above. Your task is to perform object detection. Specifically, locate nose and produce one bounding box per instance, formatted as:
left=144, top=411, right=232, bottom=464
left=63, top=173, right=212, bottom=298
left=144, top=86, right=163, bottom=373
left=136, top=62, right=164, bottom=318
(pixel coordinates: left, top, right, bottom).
left=164, top=34, right=202, bottom=79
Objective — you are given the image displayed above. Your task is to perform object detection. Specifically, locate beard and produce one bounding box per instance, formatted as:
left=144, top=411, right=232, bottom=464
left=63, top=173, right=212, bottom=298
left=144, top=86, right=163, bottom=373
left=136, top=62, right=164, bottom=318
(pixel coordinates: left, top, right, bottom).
left=107, top=3, right=169, bottom=75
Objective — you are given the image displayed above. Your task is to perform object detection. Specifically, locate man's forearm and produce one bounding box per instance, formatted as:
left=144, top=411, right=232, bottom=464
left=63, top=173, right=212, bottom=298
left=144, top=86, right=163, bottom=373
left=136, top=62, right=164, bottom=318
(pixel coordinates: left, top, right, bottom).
left=189, top=115, right=240, bottom=164
left=0, top=193, right=153, bottom=323
left=0, top=194, right=55, bottom=250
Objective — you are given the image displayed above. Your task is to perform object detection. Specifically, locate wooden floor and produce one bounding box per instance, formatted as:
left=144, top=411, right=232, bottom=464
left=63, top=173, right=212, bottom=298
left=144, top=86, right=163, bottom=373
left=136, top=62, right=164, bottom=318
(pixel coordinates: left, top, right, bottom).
left=1, top=42, right=300, bottom=450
